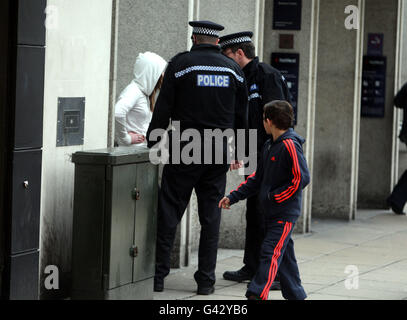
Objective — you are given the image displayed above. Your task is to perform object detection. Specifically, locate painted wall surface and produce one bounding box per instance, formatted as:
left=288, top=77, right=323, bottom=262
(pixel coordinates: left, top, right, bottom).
left=40, top=0, right=112, bottom=298
left=358, top=0, right=398, bottom=208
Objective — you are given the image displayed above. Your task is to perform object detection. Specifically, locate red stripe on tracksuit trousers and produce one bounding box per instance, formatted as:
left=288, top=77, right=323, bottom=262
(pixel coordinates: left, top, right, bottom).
left=260, top=222, right=292, bottom=300
left=246, top=220, right=306, bottom=301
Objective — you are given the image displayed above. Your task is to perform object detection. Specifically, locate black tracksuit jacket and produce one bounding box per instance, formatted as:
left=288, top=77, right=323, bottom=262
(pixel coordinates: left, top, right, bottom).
left=227, top=129, right=310, bottom=222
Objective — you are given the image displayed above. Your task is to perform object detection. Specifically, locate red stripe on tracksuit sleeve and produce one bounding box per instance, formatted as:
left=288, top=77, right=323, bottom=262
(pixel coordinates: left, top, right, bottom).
left=274, top=140, right=301, bottom=203
left=274, top=140, right=299, bottom=201
left=260, top=222, right=292, bottom=300
left=275, top=141, right=298, bottom=200
left=276, top=140, right=300, bottom=201
left=230, top=172, right=256, bottom=194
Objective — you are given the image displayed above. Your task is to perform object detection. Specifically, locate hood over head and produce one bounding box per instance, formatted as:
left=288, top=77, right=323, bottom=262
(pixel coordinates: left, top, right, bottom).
left=133, top=52, right=167, bottom=96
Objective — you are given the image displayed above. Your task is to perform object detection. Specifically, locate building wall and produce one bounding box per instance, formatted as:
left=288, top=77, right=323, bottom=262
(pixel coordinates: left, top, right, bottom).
left=40, top=0, right=112, bottom=298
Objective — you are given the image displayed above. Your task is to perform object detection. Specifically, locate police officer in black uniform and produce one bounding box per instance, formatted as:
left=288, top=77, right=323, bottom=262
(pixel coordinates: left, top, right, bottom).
left=146, top=21, right=248, bottom=295
left=388, top=82, right=407, bottom=215
left=219, top=32, right=293, bottom=289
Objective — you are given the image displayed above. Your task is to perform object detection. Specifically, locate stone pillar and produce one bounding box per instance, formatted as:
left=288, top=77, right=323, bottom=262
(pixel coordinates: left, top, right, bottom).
left=312, top=0, right=365, bottom=220
left=263, top=0, right=319, bottom=233
left=358, top=0, right=398, bottom=209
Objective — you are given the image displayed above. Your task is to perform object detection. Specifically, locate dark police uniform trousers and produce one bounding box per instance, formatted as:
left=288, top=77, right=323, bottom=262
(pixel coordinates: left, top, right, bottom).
left=242, top=57, right=293, bottom=276
left=388, top=170, right=407, bottom=212
left=147, top=43, right=248, bottom=287
left=156, top=160, right=229, bottom=286
left=390, top=83, right=407, bottom=212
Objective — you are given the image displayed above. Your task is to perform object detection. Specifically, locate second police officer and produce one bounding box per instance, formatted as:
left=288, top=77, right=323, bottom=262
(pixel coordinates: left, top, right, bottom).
left=219, top=31, right=293, bottom=290
left=146, top=21, right=249, bottom=295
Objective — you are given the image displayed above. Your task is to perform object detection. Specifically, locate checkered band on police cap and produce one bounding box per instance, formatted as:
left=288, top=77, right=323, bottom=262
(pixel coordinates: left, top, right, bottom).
left=192, top=27, right=221, bottom=37
left=219, top=31, right=254, bottom=48
left=189, top=20, right=224, bottom=38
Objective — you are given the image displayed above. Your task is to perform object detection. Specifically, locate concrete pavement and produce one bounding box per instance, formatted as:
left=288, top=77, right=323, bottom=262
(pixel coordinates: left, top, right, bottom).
left=153, top=209, right=407, bottom=300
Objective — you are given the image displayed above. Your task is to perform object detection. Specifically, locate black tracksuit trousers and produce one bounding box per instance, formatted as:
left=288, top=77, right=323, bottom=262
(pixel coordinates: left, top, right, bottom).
left=246, top=220, right=306, bottom=300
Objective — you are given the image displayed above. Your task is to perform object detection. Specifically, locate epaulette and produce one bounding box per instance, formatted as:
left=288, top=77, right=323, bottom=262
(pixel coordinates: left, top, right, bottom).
left=169, top=51, right=189, bottom=64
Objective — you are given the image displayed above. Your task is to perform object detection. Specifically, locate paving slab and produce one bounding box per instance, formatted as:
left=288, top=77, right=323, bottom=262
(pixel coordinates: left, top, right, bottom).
left=314, top=282, right=406, bottom=300
left=153, top=210, right=407, bottom=300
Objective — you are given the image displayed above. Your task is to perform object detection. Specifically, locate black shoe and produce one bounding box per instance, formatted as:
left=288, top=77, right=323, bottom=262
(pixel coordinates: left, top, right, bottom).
left=387, top=199, right=406, bottom=215
left=154, top=278, right=164, bottom=292
left=197, top=285, right=215, bottom=295
left=247, top=281, right=281, bottom=291
left=223, top=267, right=253, bottom=283
left=246, top=291, right=262, bottom=300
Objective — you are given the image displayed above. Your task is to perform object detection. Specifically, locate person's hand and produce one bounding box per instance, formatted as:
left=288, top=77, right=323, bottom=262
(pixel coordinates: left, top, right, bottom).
left=230, top=160, right=244, bottom=171
left=128, top=131, right=145, bottom=144
left=219, top=197, right=231, bottom=210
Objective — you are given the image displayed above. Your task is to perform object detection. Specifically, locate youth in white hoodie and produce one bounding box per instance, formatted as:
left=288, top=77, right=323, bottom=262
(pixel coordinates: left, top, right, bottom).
left=115, top=52, right=167, bottom=146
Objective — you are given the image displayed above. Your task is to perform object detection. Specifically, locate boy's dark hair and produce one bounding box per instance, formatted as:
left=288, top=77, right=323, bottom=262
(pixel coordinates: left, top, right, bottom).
left=264, top=100, right=294, bottom=130
left=223, top=42, right=256, bottom=59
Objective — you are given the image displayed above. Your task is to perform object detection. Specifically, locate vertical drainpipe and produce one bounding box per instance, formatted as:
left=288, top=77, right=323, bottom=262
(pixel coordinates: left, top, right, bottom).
left=350, top=0, right=365, bottom=221
left=108, top=0, right=120, bottom=148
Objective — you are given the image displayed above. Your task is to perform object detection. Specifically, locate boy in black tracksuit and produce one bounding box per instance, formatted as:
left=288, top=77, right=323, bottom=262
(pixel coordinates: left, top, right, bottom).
left=219, top=100, right=310, bottom=300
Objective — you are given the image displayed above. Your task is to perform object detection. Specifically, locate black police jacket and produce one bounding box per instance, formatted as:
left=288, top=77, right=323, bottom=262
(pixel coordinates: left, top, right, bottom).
left=394, top=83, right=407, bottom=145
left=146, top=44, right=248, bottom=149
left=394, top=82, right=407, bottom=109
left=243, top=57, right=293, bottom=153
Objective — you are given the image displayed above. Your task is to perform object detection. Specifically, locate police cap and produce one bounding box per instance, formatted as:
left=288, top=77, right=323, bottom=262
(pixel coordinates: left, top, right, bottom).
left=189, top=20, right=225, bottom=38
left=219, top=31, right=253, bottom=49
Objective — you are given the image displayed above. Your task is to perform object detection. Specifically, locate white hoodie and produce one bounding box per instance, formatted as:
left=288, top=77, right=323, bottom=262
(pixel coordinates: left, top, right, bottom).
left=115, top=52, right=167, bottom=146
